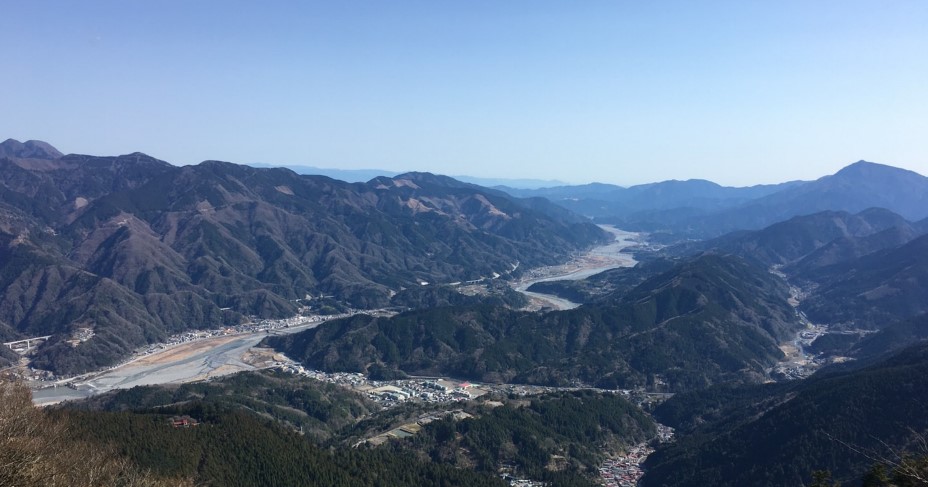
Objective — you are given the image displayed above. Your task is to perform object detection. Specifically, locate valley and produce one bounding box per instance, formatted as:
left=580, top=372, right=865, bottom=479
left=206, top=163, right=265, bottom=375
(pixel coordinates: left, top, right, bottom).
left=28, top=313, right=361, bottom=405
left=770, top=271, right=879, bottom=381
left=25, top=226, right=642, bottom=405
left=3, top=140, right=928, bottom=486
left=512, top=225, right=642, bottom=309
left=5, top=4, right=928, bottom=485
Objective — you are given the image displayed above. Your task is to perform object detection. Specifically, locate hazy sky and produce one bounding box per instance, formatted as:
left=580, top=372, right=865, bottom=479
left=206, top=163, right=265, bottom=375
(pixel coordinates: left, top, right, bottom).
left=2, top=1, right=927, bottom=186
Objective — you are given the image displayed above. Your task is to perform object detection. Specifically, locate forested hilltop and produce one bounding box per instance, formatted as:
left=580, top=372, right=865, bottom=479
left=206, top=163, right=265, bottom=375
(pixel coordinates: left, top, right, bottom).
left=19, top=370, right=656, bottom=486
left=641, top=342, right=928, bottom=486
left=268, top=253, right=800, bottom=392
left=0, top=139, right=606, bottom=374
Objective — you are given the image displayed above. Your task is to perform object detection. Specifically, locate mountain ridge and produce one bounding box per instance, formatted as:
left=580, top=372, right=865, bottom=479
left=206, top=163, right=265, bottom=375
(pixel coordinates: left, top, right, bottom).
left=267, top=253, right=800, bottom=391
left=0, top=138, right=63, bottom=160
left=498, top=161, right=928, bottom=240
left=0, top=144, right=608, bottom=374
left=642, top=342, right=928, bottom=486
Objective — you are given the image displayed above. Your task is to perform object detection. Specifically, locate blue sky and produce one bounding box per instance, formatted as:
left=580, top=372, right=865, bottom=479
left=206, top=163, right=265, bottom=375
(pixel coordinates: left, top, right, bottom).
left=2, top=1, right=926, bottom=185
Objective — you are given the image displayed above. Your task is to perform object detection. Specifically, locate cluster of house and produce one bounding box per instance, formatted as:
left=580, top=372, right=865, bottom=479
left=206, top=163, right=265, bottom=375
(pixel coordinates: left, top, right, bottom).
left=598, top=447, right=650, bottom=487
left=500, top=476, right=547, bottom=487
left=598, top=423, right=674, bottom=487
left=168, top=415, right=199, bottom=428
left=367, top=379, right=480, bottom=405
left=279, top=362, right=487, bottom=407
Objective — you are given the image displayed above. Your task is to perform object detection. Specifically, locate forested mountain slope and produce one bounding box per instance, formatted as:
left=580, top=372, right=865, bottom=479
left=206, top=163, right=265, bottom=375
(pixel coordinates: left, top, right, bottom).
left=0, top=140, right=607, bottom=374
left=269, top=254, right=799, bottom=391
left=642, top=342, right=928, bottom=487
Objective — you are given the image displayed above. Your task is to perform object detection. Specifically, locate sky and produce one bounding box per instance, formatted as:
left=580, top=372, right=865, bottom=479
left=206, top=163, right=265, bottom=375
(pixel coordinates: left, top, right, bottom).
left=2, top=1, right=927, bottom=186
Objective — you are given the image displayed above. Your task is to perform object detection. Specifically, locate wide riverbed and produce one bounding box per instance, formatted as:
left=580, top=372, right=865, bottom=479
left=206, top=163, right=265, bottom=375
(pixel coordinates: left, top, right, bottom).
left=513, top=225, right=641, bottom=310
left=31, top=322, right=319, bottom=405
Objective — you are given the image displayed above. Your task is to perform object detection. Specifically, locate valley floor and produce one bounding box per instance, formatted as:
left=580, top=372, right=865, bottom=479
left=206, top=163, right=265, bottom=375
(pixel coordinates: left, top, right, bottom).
left=512, top=225, right=642, bottom=310
left=28, top=311, right=386, bottom=405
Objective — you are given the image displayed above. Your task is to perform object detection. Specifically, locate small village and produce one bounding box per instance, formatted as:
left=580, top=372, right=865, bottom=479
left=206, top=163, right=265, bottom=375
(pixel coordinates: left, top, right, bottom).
left=275, top=360, right=677, bottom=487
left=597, top=424, right=674, bottom=487
left=19, top=311, right=381, bottom=384
left=277, top=360, right=668, bottom=410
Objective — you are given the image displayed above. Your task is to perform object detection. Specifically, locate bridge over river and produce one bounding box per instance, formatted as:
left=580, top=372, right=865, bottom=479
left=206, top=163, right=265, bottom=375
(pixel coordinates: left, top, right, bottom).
left=3, top=335, right=52, bottom=353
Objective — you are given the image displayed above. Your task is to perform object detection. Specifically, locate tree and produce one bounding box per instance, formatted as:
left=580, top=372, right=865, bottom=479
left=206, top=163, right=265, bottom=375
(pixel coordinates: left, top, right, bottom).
left=0, top=377, right=189, bottom=487
left=809, top=470, right=840, bottom=487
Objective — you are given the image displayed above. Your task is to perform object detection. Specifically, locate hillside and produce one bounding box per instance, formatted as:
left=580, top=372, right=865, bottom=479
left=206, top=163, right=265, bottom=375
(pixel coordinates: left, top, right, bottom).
left=63, top=369, right=379, bottom=442
left=798, top=234, right=928, bottom=329
left=849, top=313, right=928, bottom=360
left=0, top=379, right=188, bottom=487
left=55, top=370, right=654, bottom=486
left=0, top=138, right=63, bottom=161
left=641, top=342, right=928, bottom=487
left=666, top=209, right=928, bottom=353
left=677, top=208, right=918, bottom=267
left=785, top=223, right=926, bottom=275
left=655, top=208, right=928, bottom=362
left=0, top=141, right=608, bottom=374
left=400, top=391, right=655, bottom=485
left=50, top=395, right=506, bottom=487
left=268, top=254, right=799, bottom=391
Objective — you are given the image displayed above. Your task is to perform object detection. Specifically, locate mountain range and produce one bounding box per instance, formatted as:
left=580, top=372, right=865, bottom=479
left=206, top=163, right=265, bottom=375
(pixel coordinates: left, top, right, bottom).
left=676, top=207, right=928, bottom=331
left=0, top=139, right=607, bottom=374
left=6, top=136, right=928, bottom=486
left=248, top=162, right=566, bottom=189
left=499, top=161, right=928, bottom=240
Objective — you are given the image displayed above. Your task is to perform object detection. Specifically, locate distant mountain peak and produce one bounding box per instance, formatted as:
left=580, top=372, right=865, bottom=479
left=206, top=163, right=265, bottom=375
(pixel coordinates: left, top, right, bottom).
left=834, top=160, right=922, bottom=178
left=0, top=138, right=63, bottom=159
left=392, top=171, right=470, bottom=189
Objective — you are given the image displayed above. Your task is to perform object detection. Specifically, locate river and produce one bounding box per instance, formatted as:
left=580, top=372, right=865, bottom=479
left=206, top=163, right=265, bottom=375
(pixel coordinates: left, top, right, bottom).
left=30, top=321, right=321, bottom=406
left=32, top=228, right=640, bottom=404
left=513, top=225, right=641, bottom=310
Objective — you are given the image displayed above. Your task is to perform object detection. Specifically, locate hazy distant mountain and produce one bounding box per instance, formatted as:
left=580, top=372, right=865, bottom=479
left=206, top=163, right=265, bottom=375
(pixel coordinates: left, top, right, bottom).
left=0, top=138, right=63, bottom=160
left=453, top=175, right=567, bottom=189
left=501, top=178, right=803, bottom=205
left=247, top=163, right=401, bottom=182
left=0, top=141, right=607, bottom=374
left=500, top=161, right=928, bottom=241
left=760, top=161, right=928, bottom=221
left=498, top=179, right=806, bottom=219
left=268, top=253, right=800, bottom=392
left=248, top=163, right=565, bottom=189
left=692, top=161, right=928, bottom=234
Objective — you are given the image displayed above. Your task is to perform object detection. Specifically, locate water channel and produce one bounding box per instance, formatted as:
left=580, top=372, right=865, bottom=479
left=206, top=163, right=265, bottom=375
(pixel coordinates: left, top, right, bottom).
left=512, top=225, right=642, bottom=310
